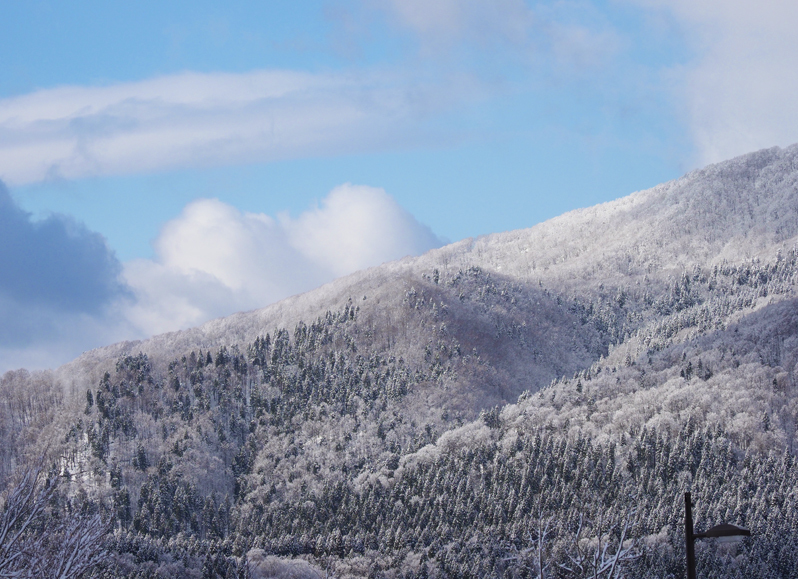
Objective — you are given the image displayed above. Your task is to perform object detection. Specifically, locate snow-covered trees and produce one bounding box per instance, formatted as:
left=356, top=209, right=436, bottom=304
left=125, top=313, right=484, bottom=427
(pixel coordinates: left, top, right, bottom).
left=0, top=466, right=107, bottom=579
left=559, top=510, right=642, bottom=578
left=6, top=145, right=798, bottom=576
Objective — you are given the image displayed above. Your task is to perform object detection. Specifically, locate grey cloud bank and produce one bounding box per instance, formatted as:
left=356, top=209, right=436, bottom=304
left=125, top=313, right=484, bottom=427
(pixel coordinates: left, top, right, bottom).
left=0, top=182, right=125, bottom=345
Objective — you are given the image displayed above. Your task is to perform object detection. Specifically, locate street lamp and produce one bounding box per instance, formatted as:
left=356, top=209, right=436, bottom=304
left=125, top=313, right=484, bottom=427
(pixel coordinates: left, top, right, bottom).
left=684, top=492, right=750, bottom=579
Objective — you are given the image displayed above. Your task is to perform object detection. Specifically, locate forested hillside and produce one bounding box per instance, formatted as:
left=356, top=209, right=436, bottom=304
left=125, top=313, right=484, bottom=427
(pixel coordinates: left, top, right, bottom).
left=3, top=145, right=798, bottom=578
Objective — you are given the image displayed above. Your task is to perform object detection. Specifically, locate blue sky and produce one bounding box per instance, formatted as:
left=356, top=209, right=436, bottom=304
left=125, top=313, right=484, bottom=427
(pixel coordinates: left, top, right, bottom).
left=2, top=0, right=798, bottom=371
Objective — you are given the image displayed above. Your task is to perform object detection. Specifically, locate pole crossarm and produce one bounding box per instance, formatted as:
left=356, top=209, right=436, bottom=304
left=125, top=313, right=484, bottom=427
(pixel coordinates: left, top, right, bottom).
left=684, top=492, right=751, bottom=579
left=694, top=523, right=751, bottom=540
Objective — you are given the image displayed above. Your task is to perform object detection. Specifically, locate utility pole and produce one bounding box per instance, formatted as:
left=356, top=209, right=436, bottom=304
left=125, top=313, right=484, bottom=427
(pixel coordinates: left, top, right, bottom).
left=684, top=492, right=697, bottom=579
left=684, top=491, right=750, bottom=579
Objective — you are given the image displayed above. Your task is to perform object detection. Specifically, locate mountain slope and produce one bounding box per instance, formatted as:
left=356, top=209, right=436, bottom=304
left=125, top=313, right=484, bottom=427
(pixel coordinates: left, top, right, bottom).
left=4, top=144, right=798, bottom=578
left=60, top=144, right=798, bottom=380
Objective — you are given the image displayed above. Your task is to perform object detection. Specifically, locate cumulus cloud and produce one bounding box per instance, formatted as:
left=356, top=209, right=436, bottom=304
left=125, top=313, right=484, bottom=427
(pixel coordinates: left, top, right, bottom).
left=122, top=184, right=443, bottom=336
left=288, top=185, right=442, bottom=277
left=625, top=0, right=798, bottom=164
left=0, top=69, right=468, bottom=186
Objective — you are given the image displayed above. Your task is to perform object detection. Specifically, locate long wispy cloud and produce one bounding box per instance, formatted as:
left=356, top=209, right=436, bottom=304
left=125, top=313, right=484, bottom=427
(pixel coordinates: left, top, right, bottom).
left=0, top=69, right=482, bottom=185
left=0, top=1, right=633, bottom=188
left=2, top=2, right=795, bottom=184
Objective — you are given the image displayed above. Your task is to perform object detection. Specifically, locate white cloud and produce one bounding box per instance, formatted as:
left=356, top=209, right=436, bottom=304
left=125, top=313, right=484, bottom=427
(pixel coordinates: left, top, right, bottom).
left=0, top=69, right=467, bottom=185
left=288, top=185, right=442, bottom=277
left=380, top=0, right=798, bottom=165
left=376, top=0, right=621, bottom=72
left=0, top=4, right=635, bottom=189
left=380, top=0, right=532, bottom=46
left=627, top=0, right=798, bottom=164
left=122, top=184, right=442, bottom=336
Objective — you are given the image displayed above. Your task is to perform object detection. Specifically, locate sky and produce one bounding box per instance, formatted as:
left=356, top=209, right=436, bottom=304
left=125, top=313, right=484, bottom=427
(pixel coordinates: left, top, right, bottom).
left=2, top=0, right=798, bottom=372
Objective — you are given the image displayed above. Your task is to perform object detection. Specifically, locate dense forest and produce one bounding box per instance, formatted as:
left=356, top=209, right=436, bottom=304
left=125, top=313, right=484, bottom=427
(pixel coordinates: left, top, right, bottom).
left=3, top=146, right=798, bottom=577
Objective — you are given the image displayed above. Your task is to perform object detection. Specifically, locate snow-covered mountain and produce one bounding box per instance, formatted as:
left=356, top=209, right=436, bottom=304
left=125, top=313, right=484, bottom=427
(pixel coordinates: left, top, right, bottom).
left=4, top=144, right=798, bottom=578
left=59, top=146, right=798, bottom=383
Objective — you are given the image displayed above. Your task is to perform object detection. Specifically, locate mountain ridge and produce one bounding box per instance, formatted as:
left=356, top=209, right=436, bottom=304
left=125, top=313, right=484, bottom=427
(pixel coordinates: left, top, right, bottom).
left=5, top=144, right=798, bottom=578
left=57, top=144, right=798, bottom=391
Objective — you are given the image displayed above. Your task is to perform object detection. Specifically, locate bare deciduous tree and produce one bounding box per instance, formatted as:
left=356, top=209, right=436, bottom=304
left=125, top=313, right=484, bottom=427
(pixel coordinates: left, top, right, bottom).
left=559, top=508, right=642, bottom=579
left=503, top=507, right=554, bottom=579
left=0, top=465, right=108, bottom=579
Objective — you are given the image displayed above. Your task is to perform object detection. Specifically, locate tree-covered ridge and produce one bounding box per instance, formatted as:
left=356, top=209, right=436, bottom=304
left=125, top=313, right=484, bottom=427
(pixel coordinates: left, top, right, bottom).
left=7, top=146, right=798, bottom=577
left=26, top=247, right=789, bottom=577
left=58, top=301, right=454, bottom=566
left=238, top=422, right=798, bottom=579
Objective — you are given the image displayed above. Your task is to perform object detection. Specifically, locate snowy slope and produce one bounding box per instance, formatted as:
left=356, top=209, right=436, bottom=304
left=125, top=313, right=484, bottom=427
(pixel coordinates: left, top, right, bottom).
left=117, top=146, right=798, bottom=331
left=56, top=145, right=798, bottom=393
left=3, top=144, right=798, bottom=578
